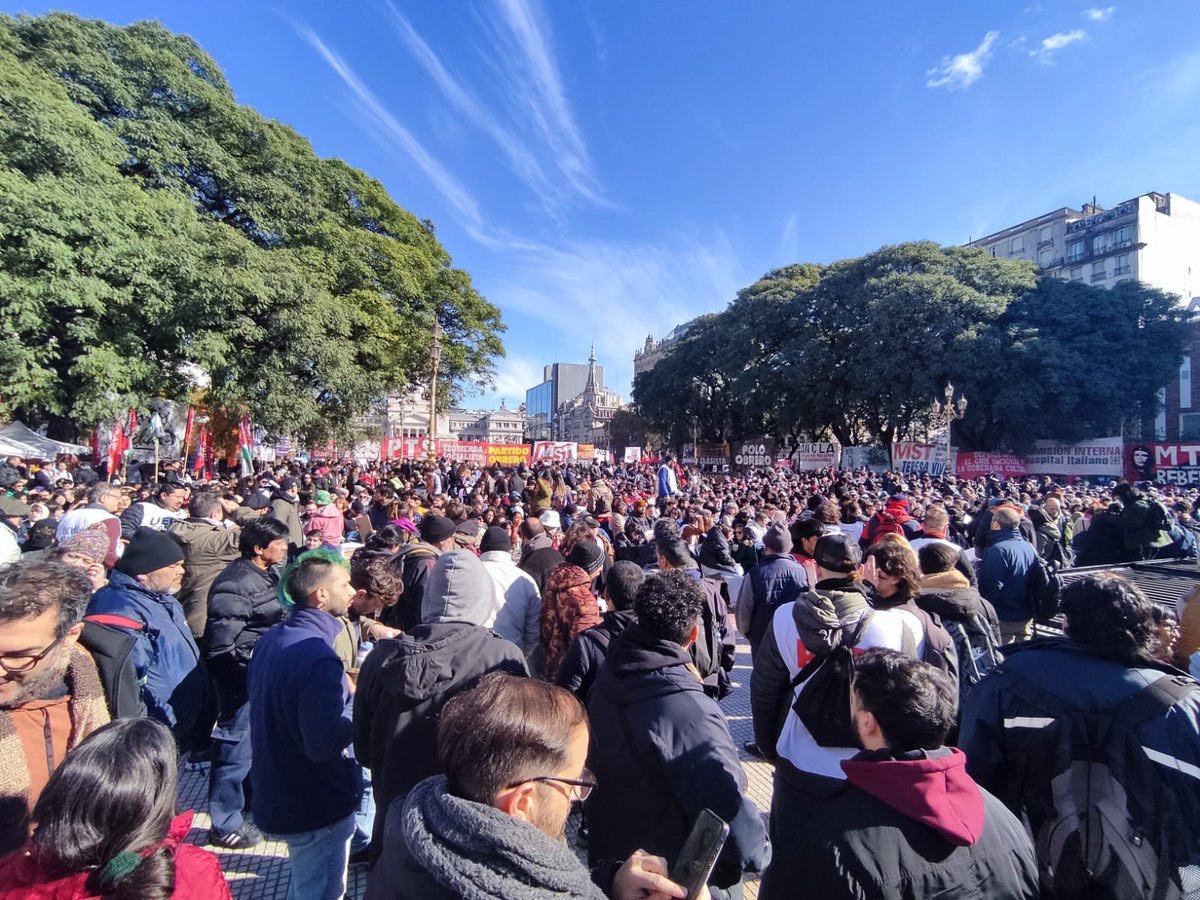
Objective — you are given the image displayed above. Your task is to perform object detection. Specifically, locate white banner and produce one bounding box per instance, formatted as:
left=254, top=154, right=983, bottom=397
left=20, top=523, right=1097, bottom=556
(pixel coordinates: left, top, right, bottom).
left=790, top=442, right=840, bottom=471
left=1023, top=438, right=1123, bottom=476
left=891, top=442, right=956, bottom=477
left=623, top=446, right=641, bottom=464
left=840, top=446, right=889, bottom=471
left=533, top=441, right=578, bottom=462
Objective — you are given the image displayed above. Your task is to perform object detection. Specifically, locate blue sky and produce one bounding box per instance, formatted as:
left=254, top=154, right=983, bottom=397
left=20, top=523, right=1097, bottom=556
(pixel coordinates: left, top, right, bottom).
left=10, top=1, right=1200, bottom=407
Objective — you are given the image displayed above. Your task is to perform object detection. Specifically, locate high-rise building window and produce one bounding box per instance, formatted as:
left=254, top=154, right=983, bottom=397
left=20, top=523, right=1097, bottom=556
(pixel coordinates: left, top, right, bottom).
left=1070, top=267, right=1083, bottom=281
left=1091, top=261, right=1106, bottom=282
left=1039, top=226, right=1052, bottom=245
left=1092, top=234, right=1107, bottom=255
left=1113, top=254, right=1132, bottom=277
left=1067, top=240, right=1084, bottom=263
left=1010, top=235, right=1024, bottom=254
left=1114, top=225, right=1133, bottom=247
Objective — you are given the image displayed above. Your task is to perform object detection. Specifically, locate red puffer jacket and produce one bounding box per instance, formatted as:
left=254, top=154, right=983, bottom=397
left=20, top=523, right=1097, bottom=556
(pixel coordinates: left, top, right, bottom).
left=0, top=812, right=231, bottom=899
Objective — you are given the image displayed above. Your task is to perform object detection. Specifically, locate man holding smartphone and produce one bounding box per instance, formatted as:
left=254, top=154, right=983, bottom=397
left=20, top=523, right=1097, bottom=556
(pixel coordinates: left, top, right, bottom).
left=586, top=571, right=770, bottom=898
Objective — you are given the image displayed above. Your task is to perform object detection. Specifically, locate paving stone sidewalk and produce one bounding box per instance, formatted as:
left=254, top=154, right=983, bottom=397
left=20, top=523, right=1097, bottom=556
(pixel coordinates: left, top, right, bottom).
left=179, top=639, right=772, bottom=899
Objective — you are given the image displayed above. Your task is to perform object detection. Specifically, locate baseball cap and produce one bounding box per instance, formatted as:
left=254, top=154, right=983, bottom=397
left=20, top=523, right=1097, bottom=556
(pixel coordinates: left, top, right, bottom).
left=814, top=533, right=862, bottom=572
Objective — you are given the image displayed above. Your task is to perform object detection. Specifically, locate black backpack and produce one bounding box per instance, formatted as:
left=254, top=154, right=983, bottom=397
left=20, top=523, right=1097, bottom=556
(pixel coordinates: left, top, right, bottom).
left=941, top=614, right=1002, bottom=706
left=1027, top=555, right=1064, bottom=623
left=1002, top=672, right=1200, bottom=900
left=689, top=576, right=732, bottom=698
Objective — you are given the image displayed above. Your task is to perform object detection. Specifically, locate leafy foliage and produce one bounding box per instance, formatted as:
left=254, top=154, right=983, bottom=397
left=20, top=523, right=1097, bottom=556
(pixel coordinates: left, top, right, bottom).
left=0, top=13, right=504, bottom=441
left=633, top=242, right=1190, bottom=451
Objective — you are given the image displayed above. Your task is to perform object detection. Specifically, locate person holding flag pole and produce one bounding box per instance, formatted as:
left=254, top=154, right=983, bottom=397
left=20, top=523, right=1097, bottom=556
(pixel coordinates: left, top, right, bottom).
left=238, top=417, right=255, bottom=478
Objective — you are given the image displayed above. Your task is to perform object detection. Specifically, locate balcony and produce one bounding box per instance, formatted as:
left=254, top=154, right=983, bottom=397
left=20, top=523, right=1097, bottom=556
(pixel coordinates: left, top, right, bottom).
left=1066, top=252, right=1085, bottom=264
left=1091, top=272, right=1107, bottom=282
left=1113, top=264, right=1132, bottom=276
left=1037, top=238, right=1054, bottom=249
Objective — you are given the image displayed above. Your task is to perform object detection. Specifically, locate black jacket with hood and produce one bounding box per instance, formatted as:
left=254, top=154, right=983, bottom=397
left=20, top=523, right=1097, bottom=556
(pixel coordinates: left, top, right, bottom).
left=354, top=550, right=528, bottom=865
left=758, top=747, right=1038, bottom=899
left=555, top=608, right=637, bottom=703
left=585, top=623, right=770, bottom=889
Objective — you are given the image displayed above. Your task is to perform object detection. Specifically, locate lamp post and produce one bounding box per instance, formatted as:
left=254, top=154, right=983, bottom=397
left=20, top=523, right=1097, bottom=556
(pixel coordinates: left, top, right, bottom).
left=427, top=319, right=442, bottom=463
left=936, top=383, right=967, bottom=476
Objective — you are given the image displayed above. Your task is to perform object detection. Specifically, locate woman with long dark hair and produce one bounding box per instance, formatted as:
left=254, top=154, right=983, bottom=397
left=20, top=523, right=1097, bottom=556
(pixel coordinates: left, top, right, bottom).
left=0, top=717, right=230, bottom=899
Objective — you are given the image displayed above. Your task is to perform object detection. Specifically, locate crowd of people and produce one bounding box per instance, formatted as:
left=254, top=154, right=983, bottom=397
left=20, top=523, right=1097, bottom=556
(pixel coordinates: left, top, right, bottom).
left=0, top=448, right=1197, bottom=899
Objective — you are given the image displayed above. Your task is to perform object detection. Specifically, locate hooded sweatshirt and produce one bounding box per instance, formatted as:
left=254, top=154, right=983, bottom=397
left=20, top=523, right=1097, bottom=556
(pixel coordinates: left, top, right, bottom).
left=353, top=550, right=528, bottom=865
left=758, top=746, right=1038, bottom=899
left=586, top=623, right=769, bottom=888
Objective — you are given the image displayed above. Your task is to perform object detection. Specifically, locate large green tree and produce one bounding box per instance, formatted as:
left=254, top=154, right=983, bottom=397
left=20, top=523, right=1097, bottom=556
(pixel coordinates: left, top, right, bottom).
left=633, top=242, right=1191, bottom=452
left=0, top=13, right=504, bottom=441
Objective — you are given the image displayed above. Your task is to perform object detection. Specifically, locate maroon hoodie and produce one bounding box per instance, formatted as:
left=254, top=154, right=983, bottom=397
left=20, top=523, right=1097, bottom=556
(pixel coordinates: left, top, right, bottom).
left=839, top=747, right=985, bottom=846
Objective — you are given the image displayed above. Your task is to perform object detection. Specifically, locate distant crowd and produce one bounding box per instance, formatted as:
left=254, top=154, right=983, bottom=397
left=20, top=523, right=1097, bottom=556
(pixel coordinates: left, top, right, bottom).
left=0, top=450, right=1197, bottom=899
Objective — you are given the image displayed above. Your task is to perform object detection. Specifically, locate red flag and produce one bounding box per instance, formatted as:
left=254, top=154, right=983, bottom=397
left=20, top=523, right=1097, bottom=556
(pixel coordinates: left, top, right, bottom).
left=107, top=423, right=124, bottom=477
left=126, top=408, right=138, bottom=444
left=194, top=425, right=208, bottom=477
left=183, top=407, right=195, bottom=453
left=90, top=430, right=100, bottom=466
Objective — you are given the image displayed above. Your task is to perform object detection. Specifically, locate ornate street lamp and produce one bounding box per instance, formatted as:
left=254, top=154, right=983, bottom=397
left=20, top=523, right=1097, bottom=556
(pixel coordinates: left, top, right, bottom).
left=935, top=383, right=967, bottom=475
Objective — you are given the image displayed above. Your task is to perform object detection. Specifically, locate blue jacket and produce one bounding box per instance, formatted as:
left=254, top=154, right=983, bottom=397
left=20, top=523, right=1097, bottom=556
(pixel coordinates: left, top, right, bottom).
left=586, top=623, right=770, bottom=888
left=959, top=638, right=1200, bottom=882
left=977, top=530, right=1036, bottom=622
left=249, top=606, right=361, bottom=835
left=88, top=570, right=207, bottom=743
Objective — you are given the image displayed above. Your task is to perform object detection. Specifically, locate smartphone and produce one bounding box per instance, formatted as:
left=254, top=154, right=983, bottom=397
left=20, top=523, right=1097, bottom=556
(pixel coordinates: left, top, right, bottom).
left=669, top=809, right=730, bottom=900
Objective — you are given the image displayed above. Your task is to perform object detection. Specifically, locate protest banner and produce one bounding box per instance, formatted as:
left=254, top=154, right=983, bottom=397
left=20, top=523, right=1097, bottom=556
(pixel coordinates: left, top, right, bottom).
left=790, top=442, right=839, bottom=472
left=733, top=438, right=777, bottom=471
left=486, top=443, right=531, bottom=466
left=533, top=441, right=578, bottom=462
left=381, top=436, right=428, bottom=460
left=891, top=442, right=955, bottom=477
left=577, top=443, right=596, bottom=460
left=1125, top=442, right=1200, bottom=486
left=1023, top=438, right=1123, bottom=477
left=955, top=452, right=1027, bottom=479
left=623, top=447, right=640, bottom=463
left=436, top=441, right=488, bottom=466
left=840, top=445, right=889, bottom=472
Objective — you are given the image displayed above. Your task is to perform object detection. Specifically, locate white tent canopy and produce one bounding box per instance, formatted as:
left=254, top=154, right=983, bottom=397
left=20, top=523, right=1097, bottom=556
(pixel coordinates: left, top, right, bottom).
left=0, top=421, right=89, bottom=460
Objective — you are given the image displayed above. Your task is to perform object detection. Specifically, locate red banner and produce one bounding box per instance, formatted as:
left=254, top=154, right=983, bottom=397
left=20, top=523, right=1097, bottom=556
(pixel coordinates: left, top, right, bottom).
left=955, top=452, right=1027, bottom=479
left=381, top=439, right=532, bottom=466
left=533, top=441, right=578, bottom=462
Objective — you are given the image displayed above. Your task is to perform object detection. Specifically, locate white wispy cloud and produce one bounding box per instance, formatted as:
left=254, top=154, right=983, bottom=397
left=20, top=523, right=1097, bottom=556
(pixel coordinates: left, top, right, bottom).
left=379, top=2, right=562, bottom=212
left=926, top=31, right=1000, bottom=90
left=1083, top=7, right=1115, bottom=22
left=483, top=231, right=744, bottom=400
left=488, top=0, right=604, bottom=204
left=486, top=353, right=545, bottom=404
left=293, top=24, right=487, bottom=233
left=1032, top=30, right=1086, bottom=62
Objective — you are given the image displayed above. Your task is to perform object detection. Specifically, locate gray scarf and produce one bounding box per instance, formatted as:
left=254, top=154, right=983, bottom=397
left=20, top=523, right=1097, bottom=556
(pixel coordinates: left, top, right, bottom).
left=402, top=775, right=605, bottom=900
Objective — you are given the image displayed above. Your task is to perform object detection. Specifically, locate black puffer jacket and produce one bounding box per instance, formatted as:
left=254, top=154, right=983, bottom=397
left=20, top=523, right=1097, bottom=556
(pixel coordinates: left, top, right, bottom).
left=698, top=526, right=737, bottom=572
left=586, top=623, right=770, bottom=889
left=202, top=558, right=284, bottom=709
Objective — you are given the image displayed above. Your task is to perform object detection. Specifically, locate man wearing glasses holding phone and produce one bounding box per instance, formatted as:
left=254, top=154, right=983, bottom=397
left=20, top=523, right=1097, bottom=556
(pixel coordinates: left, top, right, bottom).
left=0, top=559, right=111, bottom=856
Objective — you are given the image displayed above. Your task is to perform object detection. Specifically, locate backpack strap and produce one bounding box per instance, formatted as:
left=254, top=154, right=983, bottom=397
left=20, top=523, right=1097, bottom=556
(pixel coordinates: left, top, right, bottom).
left=85, top=613, right=144, bottom=631
left=1110, top=675, right=1198, bottom=730
left=1001, top=669, right=1197, bottom=728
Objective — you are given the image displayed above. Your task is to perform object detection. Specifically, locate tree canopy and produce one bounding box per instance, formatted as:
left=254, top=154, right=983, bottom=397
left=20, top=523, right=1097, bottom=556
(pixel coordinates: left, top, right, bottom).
left=0, top=13, right=504, bottom=441
left=633, top=242, right=1190, bottom=452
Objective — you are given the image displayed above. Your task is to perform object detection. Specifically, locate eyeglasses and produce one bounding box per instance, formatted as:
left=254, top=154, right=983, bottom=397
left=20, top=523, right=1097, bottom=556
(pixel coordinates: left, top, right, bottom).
left=506, top=767, right=597, bottom=803
left=0, top=632, right=67, bottom=676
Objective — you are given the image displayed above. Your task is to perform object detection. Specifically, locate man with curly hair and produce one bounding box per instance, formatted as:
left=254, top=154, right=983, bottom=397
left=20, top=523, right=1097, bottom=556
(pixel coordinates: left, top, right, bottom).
left=960, top=574, right=1200, bottom=899
left=586, top=570, right=769, bottom=899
